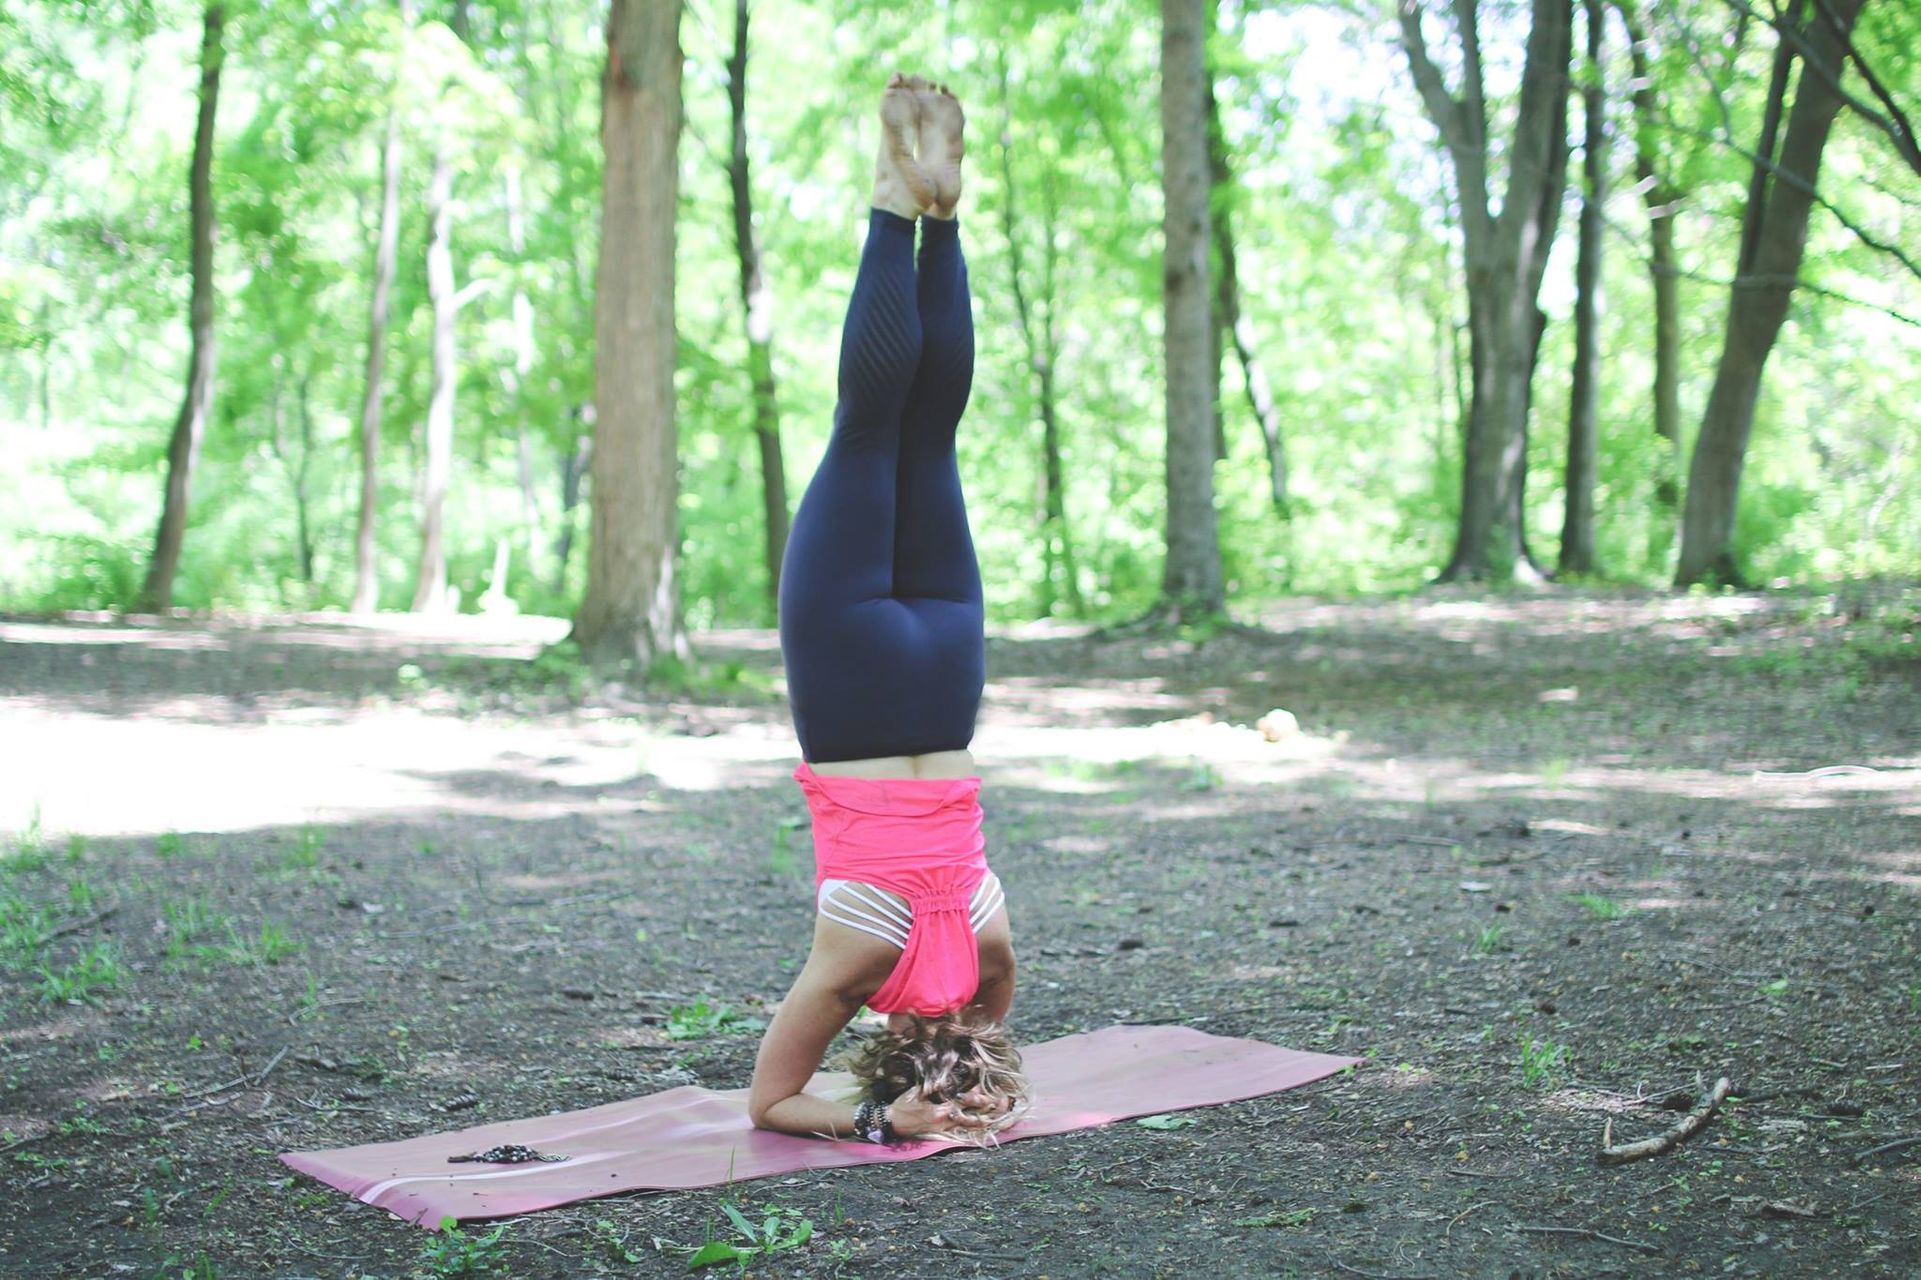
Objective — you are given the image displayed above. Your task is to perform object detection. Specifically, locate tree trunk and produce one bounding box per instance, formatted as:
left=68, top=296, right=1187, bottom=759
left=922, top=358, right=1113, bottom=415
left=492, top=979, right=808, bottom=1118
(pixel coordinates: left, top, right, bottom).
left=573, top=0, right=689, bottom=671
left=998, top=55, right=1082, bottom=618
left=1037, top=173, right=1083, bottom=616
left=1676, top=0, right=1866, bottom=586
left=411, top=148, right=457, bottom=613
left=1400, top=0, right=1574, bottom=582
left=1206, top=72, right=1288, bottom=514
left=1559, top=0, right=1605, bottom=576
left=1158, top=0, right=1226, bottom=618
left=139, top=3, right=224, bottom=613
left=352, top=87, right=404, bottom=615
left=294, top=375, right=316, bottom=583
left=1618, top=0, right=1682, bottom=509
left=726, top=0, right=788, bottom=620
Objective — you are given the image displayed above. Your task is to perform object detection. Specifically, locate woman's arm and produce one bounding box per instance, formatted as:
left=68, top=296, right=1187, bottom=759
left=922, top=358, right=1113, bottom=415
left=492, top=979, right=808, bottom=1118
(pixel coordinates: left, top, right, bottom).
left=747, top=916, right=1004, bottom=1139
left=748, top=916, right=893, bottom=1137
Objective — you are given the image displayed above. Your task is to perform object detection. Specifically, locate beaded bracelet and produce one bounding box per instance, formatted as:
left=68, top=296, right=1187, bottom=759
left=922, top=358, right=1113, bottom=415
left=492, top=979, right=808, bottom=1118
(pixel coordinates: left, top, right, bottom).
left=853, top=1099, right=893, bottom=1144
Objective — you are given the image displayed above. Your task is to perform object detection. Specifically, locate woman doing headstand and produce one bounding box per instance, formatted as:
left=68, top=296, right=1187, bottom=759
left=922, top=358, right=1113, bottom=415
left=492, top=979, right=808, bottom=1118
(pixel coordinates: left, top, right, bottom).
left=747, top=75, right=1026, bottom=1145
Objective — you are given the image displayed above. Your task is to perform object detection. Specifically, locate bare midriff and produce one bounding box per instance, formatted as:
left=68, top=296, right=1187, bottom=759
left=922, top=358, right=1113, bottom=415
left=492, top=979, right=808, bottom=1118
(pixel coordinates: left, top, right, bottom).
left=807, top=748, right=976, bottom=780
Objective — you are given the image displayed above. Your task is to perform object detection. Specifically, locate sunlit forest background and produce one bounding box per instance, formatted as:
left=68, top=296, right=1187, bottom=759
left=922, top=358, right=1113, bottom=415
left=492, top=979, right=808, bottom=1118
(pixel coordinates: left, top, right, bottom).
left=2, top=0, right=1916, bottom=632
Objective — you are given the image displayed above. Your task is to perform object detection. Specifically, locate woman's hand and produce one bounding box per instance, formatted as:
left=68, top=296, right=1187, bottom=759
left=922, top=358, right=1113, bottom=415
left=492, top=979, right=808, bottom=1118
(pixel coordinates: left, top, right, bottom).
left=883, top=1087, right=1015, bottom=1141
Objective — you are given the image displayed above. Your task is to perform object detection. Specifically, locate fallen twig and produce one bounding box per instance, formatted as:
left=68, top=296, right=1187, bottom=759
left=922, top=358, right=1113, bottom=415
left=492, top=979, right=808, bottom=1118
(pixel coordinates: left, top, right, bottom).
left=1599, top=1076, right=1732, bottom=1166
left=1511, top=1224, right=1662, bottom=1254
left=1330, top=1260, right=1439, bottom=1280
left=1854, top=1134, right=1921, bottom=1165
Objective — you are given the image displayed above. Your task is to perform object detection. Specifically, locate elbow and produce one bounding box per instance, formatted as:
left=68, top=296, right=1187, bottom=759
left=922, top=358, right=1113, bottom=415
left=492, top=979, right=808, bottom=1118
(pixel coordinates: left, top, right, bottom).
left=746, top=1087, right=781, bottom=1131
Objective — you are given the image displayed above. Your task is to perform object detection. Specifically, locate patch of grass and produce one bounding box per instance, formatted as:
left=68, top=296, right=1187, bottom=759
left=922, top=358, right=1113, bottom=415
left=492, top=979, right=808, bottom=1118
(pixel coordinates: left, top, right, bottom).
left=6, top=806, right=48, bottom=872
left=162, top=898, right=232, bottom=961
left=1520, top=1031, right=1568, bottom=1089
left=1, top=894, right=53, bottom=970
left=154, top=832, right=188, bottom=861
left=281, top=825, right=325, bottom=871
left=56, top=1100, right=108, bottom=1136
left=650, top=654, right=778, bottom=700
left=665, top=1000, right=766, bottom=1041
left=683, top=1200, right=814, bottom=1272
left=67, top=875, right=97, bottom=914
left=1569, top=893, right=1630, bottom=920
left=420, top=1217, right=509, bottom=1277
left=1538, top=756, right=1570, bottom=789
left=37, top=939, right=124, bottom=1004
left=223, top=921, right=301, bottom=966
left=1234, top=1207, right=1317, bottom=1229
left=64, top=834, right=88, bottom=864
left=1471, top=924, right=1508, bottom=955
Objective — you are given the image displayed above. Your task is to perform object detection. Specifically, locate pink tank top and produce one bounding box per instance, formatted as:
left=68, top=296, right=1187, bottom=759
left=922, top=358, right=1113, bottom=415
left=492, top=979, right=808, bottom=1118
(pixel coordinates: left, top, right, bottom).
left=794, top=762, right=988, bottom=1016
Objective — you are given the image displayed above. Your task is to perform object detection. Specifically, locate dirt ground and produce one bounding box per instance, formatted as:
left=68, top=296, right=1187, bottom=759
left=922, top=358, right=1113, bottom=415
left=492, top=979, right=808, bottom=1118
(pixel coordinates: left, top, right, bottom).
left=0, top=586, right=1915, bottom=1280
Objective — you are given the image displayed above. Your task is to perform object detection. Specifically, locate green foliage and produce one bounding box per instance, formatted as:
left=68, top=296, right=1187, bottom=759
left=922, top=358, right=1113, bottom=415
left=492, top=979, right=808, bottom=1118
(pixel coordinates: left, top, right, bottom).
left=281, top=825, right=325, bottom=871
left=1570, top=893, right=1629, bottom=920
left=36, top=939, right=124, bottom=1004
left=665, top=1001, right=766, bottom=1042
left=683, top=1201, right=814, bottom=1272
left=0, top=0, right=1915, bottom=623
left=419, top=1218, right=509, bottom=1278
left=1135, top=1113, right=1199, bottom=1130
left=1519, top=1032, right=1568, bottom=1089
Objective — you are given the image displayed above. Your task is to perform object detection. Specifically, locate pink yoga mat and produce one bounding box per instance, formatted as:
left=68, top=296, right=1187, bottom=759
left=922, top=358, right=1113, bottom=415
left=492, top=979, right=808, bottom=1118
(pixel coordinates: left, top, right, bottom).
left=280, top=1024, right=1359, bottom=1228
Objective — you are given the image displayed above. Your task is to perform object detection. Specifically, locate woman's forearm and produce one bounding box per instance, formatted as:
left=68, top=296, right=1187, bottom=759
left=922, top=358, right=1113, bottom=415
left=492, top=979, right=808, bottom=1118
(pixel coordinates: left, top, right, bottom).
left=754, top=1092, right=862, bottom=1140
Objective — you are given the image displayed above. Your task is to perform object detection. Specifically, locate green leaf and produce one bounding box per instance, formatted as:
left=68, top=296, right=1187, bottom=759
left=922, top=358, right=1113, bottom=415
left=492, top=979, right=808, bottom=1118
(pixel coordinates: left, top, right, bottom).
left=686, top=1241, right=750, bottom=1269
left=719, top=1201, right=758, bottom=1240
left=1135, top=1113, right=1198, bottom=1130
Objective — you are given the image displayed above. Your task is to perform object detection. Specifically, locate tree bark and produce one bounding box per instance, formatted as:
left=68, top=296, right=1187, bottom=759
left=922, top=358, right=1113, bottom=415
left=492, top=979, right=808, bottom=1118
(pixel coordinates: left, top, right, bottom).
left=573, top=0, right=690, bottom=670
left=1617, top=0, right=1681, bottom=509
left=1676, top=0, right=1866, bottom=586
left=998, top=54, right=1082, bottom=618
left=726, top=0, right=788, bottom=620
left=411, top=147, right=457, bottom=613
left=1206, top=71, right=1289, bottom=515
left=1559, top=0, right=1605, bottom=576
left=1399, top=0, right=1574, bottom=582
left=1158, top=0, right=1226, bottom=618
left=352, top=77, right=404, bottom=616
left=139, top=3, right=224, bottom=613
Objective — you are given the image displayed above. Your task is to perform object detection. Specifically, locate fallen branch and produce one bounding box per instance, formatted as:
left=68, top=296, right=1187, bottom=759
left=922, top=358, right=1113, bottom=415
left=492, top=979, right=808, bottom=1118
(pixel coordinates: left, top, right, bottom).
left=1854, top=1134, right=1921, bottom=1165
left=1511, top=1224, right=1662, bottom=1254
left=1599, top=1076, right=1732, bottom=1165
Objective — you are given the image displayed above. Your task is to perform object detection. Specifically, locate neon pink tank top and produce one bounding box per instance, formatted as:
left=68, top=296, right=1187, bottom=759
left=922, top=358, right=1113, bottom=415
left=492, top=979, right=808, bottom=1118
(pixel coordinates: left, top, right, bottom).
left=794, top=763, right=988, bottom=1016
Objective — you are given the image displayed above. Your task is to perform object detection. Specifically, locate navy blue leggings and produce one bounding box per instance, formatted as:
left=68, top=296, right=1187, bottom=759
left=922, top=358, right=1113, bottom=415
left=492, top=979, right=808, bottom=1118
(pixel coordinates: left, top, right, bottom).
left=777, top=209, right=984, bottom=764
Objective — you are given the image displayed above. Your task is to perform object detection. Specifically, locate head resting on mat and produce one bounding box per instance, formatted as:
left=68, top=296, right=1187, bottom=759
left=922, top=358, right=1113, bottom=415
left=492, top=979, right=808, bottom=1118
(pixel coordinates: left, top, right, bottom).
left=840, top=1013, right=1028, bottom=1139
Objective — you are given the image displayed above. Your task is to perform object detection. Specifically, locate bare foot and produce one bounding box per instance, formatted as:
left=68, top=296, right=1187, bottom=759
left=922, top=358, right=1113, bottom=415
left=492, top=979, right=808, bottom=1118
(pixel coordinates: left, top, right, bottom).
left=913, top=79, right=965, bottom=219
left=874, top=73, right=934, bottom=220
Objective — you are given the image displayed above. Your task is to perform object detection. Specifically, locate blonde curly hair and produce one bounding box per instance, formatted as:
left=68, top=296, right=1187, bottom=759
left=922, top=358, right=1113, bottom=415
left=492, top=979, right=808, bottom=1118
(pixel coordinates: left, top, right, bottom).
left=838, top=1013, right=1029, bottom=1138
